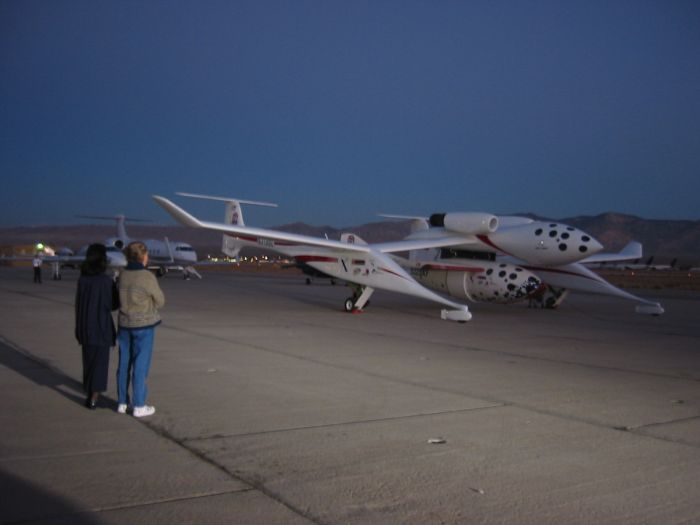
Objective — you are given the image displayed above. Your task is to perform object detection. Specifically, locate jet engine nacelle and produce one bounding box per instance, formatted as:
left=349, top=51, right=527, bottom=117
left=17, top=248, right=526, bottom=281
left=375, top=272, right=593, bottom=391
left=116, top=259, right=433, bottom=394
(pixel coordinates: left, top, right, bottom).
left=416, top=260, right=541, bottom=304
left=105, top=237, right=125, bottom=249
left=483, top=221, right=604, bottom=266
left=431, top=212, right=499, bottom=235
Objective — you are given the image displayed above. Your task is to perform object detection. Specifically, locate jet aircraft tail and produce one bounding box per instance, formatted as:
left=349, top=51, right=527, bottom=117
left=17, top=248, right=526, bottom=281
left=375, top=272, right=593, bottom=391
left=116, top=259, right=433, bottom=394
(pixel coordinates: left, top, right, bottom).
left=377, top=214, right=434, bottom=262
left=76, top=214, right=152, bottom=249
left=176, top=192, right=278, bottom=259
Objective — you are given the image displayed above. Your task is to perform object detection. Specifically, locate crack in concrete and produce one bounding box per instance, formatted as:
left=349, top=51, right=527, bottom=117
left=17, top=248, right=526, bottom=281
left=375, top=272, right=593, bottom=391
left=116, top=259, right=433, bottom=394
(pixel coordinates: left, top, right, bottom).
left=180, top=403, right=507, bottom=443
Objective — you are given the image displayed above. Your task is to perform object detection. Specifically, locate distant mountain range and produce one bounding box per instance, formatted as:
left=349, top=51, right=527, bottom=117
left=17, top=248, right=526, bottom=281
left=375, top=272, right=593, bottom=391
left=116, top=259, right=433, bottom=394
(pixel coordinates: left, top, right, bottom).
left=1, top=212, right=698, bottom=264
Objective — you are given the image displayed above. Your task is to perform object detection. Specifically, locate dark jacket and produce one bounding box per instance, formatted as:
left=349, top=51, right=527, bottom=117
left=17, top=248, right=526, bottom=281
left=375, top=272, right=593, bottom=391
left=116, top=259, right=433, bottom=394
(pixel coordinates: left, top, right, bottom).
left=75, top=274, right=119, bottom=346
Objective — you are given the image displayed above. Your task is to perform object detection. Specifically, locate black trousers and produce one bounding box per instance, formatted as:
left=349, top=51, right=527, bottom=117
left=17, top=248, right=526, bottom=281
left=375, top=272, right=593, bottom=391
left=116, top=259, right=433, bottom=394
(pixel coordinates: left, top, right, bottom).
left=82, top=345, right=110, bottom=393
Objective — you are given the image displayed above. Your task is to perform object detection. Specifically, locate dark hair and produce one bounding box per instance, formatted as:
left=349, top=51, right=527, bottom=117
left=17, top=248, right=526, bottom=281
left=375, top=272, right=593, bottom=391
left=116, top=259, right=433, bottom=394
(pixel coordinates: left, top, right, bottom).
left=81, top=243, right=108, bottom=276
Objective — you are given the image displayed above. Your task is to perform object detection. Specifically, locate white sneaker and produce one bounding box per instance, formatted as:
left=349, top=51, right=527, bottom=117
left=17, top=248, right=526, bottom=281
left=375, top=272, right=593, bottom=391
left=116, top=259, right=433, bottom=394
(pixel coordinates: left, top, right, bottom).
left=117, top=404, right=128, bottom=414
left=133, top=405, right=156, bottom=418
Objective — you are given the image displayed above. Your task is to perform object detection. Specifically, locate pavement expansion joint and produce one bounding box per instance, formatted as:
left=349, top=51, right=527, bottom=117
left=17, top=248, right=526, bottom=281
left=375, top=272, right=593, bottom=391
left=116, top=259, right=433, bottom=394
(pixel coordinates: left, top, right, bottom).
left=625, top=414, right=700, bottom=432
left=165, top=323, right=700, bottom=385
left=137, top=419, right=327, bottom=525
left=142, top=325, right=700, bottom=450
left=1, top=448, right=135, bottom=463
left=179, top=403, right=508, bottom=444
left=16, top=488, right=258, bottom=525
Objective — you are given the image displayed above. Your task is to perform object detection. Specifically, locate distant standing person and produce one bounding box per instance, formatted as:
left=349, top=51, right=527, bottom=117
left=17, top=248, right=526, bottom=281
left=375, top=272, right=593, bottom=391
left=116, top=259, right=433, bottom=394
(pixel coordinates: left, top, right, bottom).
left=75, top=244, right=119, bottom=409
left=117, top=241, right=165, bottom=418
left=32, top=254, right=42, bottom=283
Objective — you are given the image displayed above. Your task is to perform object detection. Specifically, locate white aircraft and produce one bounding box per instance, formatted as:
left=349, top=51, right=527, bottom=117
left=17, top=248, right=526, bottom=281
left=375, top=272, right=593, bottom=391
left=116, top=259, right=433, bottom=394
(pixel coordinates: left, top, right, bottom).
left=78, top=215, right=200, bottom=279
left=11, top=242, right=128, bottom=280
left=152, top=194, right=663, bottom=320
left=383, top=214, right=664, bottom=315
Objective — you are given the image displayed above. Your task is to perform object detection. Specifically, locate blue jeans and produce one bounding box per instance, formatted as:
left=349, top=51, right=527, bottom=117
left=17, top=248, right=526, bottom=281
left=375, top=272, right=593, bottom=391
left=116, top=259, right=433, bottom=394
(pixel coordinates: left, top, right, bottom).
left=117, top=327, right=155, bottom=407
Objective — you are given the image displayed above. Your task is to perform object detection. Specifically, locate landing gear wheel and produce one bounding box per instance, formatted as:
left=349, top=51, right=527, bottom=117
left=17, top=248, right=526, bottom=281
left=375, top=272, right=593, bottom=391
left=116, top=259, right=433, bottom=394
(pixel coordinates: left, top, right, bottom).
left=305, top=277, right=312, bottom=285
left=344, top=297, right=355, bottom=312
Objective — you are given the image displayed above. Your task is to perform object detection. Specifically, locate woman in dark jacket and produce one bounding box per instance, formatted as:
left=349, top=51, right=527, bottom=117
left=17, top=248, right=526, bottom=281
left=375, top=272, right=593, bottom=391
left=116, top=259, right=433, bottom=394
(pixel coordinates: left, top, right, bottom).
left=75, top=244, right=119, bottom=409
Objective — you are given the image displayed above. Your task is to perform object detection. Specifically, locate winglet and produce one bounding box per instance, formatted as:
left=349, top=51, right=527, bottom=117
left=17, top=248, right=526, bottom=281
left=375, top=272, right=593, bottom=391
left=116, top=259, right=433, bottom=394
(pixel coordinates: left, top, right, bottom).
left=152, top=196, right=202, bottom=228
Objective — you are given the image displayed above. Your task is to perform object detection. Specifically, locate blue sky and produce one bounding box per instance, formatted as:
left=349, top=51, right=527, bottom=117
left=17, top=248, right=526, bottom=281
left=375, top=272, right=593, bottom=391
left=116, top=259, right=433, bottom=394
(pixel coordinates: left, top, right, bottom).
left=2, top=0, right=699, bottom=227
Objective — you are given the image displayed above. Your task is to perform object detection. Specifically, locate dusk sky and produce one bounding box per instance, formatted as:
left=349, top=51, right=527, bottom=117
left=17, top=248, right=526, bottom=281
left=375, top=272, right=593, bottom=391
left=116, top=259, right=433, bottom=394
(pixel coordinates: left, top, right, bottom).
left=2, top=1, right=699, bottom=228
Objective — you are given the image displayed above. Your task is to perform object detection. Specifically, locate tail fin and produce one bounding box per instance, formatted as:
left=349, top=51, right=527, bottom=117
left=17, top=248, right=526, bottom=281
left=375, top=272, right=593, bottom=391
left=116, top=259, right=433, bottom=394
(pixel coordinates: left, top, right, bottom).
left=76, top=214, right=151, bottom=248
left=377, top=214, right=433, bottom=262
left=340, top=233, right=368, bottom=245
left=176, top=192, right=278, bottom=259
left=115, top=215, right=129, bottom=244
left=407, top=218, right=437, bottom=262
left=222, top=200, right=245, bottom=257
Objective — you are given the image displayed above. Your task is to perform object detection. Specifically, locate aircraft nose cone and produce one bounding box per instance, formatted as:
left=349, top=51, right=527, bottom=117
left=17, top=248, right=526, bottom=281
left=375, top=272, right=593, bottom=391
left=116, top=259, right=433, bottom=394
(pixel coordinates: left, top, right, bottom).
left=578, top=232, right=603, bottom=257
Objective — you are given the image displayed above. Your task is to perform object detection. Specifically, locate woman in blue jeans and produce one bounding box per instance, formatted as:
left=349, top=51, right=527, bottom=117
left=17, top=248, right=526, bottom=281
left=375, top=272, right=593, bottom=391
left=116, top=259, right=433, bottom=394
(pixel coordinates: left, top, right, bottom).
left=117, top=242, right=165, bottom=417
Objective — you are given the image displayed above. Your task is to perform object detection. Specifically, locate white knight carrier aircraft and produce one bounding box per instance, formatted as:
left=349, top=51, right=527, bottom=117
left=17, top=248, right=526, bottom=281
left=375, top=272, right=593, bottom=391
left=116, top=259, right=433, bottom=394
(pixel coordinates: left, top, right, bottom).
left=152, top=194, right=664, bottom=321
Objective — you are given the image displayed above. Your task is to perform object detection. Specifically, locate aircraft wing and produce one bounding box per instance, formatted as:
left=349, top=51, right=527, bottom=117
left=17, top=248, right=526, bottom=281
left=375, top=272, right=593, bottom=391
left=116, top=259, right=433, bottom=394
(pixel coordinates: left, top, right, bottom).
left=1, top=254, right=83, bottom=264
left=580, top=241, right=643, bottom=264
left=373, top=237, right=476, bottom=254
left=43, top=255, right=86, bottom=266
left=153, top=196, right=372, bottom=254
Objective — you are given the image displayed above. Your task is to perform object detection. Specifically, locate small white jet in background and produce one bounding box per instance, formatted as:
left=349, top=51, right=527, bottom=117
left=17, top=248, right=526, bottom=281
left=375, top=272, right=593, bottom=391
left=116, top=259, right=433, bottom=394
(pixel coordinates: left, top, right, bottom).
left=7, top=214, right=199, bottom=280
left=77, top=215, right=200, bottom=279
left=16, top=242, right=127, bottom=280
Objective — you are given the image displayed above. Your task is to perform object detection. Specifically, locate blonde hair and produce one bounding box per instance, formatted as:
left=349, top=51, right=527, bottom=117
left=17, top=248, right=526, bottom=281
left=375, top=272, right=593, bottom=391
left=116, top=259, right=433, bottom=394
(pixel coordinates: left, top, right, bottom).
left=124, top=241, right=148, bottom=263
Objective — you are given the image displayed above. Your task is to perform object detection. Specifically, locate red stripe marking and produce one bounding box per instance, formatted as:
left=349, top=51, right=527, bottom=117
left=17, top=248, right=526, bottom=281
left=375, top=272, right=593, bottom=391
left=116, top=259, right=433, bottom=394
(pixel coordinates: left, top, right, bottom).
left=224, top=233, right=299, bottom=246
left=421, top=263, right=484, bottom=273
left=225, top=234, right=257, bottom=243
left=476, top=234, right=513, bottom=256
left=379, top=267, right=410, bottom=280
left=296, top=255, right=339, bottom=263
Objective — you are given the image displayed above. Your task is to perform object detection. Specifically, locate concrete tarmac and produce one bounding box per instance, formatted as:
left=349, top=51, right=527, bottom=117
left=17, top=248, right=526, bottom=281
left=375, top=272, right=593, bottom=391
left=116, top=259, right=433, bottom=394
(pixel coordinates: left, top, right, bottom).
left=1, top=267, right=699, bottom=524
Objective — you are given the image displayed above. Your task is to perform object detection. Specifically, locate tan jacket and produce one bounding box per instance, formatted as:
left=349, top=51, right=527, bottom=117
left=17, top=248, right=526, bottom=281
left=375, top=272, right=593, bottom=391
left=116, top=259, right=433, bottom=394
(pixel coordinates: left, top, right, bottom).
left=118, top=267, right=165, bottom=329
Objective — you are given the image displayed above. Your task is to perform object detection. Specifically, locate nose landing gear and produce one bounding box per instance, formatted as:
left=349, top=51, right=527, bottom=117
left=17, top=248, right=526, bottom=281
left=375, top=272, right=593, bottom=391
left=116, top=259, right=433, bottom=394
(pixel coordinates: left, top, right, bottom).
left=344, top=285, right=374, bottom=313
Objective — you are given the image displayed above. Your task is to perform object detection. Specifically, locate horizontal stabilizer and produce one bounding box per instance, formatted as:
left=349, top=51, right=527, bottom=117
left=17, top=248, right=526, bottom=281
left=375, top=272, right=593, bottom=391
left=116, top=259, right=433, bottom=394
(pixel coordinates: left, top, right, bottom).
left=176, top=192, right=278, bottom=207
left=76, top=215, right=152, bottom=222
left=581, top=241, right=643, bottom=264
